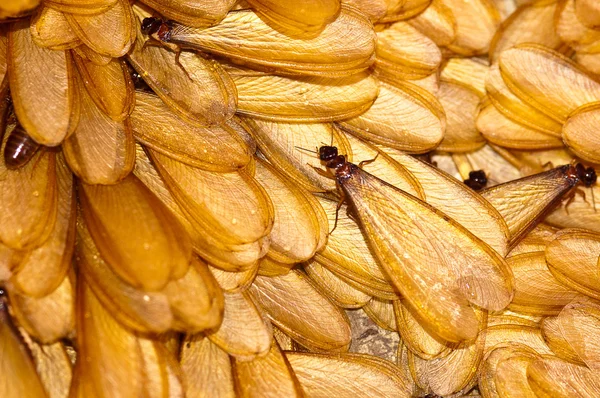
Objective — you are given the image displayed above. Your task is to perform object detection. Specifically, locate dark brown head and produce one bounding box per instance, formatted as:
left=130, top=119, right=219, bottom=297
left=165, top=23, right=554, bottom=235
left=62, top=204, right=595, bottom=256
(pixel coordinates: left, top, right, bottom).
left=575, top=163, right=597, bottom=187
left=464, top=170, right=488, bottom=191
left=141, top=17, right=173, bottom=41
left=141, top=17, right=163, bottom=35
left=319, top=146, right=338, bottom=162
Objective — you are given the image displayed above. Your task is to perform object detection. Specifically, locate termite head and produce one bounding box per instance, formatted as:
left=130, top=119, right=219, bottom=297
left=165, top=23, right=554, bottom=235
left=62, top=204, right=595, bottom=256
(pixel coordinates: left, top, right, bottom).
left=464, top=170, right=488, bottom=191
left=566, top=162, right=597, bottom=187
left=576, top=163, right=597, bottom=187
left=319, top=145, right=338, bottom=162
left=141, top=17, right=173, bottom=41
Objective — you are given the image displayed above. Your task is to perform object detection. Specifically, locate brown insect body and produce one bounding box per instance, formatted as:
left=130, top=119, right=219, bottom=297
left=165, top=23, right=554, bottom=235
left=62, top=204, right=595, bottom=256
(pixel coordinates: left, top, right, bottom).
left=319, top=145, right=354, bottom=183
left=141, top=17, right=174, bottom=41
left=566, top=162, right=597, bottom=187
left=4, top=124, right=40, bottom=170
left=464, top=170, right=488, bottom=191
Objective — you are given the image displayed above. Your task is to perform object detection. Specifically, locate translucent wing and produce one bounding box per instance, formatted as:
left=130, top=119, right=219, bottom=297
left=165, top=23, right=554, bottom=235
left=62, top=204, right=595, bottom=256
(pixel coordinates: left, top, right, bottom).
left=340, top=166, right=513, bottom=342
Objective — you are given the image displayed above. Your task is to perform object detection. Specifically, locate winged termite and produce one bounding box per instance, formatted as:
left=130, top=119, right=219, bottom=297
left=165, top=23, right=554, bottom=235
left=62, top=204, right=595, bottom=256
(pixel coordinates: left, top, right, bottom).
left=480, top=163, right=598, bottom=249
left=3, top=122, right=40, bottom=169
left=463, top=170, right=488, bottom=191
left=130, top=5, right=237, bottom=127
left=314, top=145, right=513, bottom=342
left=133, top=5, right=376, bottom=77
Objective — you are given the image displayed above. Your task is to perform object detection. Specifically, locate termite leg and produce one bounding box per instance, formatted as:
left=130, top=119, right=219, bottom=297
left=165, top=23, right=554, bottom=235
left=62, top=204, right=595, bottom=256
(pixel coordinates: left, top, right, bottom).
left=311, top=166, right=330, bottom=178
left=359, top=153, right=379, bottom=169
left=141, top=37, right=164, bottom=52
left=541, top=161, right=555, bottom=170
left=564, top=188, right=586, bottom=215
left=330, top=185, right=346, bottom=235
left=173, top=50, right=194, bottom=81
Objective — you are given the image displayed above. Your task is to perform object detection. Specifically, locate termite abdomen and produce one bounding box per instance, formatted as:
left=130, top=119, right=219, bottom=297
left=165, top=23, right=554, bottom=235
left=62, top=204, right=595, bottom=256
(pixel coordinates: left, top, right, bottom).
left=4, top=124, right=40, bottom=170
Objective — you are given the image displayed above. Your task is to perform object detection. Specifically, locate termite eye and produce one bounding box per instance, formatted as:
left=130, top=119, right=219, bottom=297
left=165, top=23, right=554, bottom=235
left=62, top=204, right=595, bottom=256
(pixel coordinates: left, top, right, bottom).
left=319, top=146, right=338, bottom=161
left=585, top=167, right=597, bottom=186
left=141, top=17, right=162, bottom=34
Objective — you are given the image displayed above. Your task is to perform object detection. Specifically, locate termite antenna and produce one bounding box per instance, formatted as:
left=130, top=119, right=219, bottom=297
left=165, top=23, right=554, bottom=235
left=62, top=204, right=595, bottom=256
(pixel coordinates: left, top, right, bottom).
left=592, top=187, right=597, bottom=213
left=294, top=146, right=318, bottom=155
